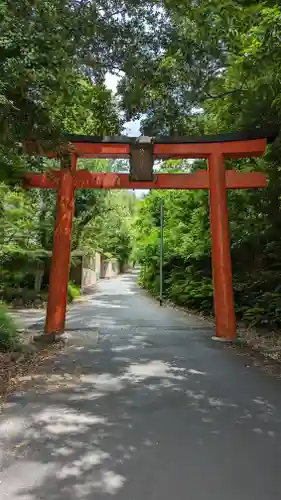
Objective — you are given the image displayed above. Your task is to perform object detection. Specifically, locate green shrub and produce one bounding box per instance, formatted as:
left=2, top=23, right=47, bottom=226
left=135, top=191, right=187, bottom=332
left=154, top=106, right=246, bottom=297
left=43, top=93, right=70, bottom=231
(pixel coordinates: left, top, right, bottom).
left=0, top=302, right=20, bottom=351
left=68, top=281, right=81, bottom=302
left=168, top=272, right=214, bottom=314
left=0, top=288, right=47, bottom=308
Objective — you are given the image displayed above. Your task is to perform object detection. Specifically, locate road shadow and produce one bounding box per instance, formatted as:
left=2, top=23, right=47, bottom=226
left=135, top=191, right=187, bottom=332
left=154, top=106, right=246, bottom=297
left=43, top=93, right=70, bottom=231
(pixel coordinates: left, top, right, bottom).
left=2, top=272, right=281, bottom=500
left=0, top=329, right=194, bottom=499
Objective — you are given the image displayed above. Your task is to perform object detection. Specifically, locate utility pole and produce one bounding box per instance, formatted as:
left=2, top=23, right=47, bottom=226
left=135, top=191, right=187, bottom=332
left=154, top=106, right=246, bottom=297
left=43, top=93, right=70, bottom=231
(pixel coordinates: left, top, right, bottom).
left=159, top=200, right=164, bottom=306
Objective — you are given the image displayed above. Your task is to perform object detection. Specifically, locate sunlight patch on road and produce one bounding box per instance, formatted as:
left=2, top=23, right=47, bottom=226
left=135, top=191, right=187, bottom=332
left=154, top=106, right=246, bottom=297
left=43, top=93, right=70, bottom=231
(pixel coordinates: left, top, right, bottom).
left=187, top=368, right=207, bottom=376
left=88, top=299, right=128, bottom=309
left=0, top=416, right=26, bottom=438
left=123, top=360, right=186, bottom=383
left=33, top=407, right=107, bottom=435
left=111, top=344, right=138, bottom=351
left=57, top=449, right=110, bottom=479
left=69, top=390, right=106, bottom=402
left=74, top=470, right=126, bottom=497
left=79, top=373, right=124, bottom=392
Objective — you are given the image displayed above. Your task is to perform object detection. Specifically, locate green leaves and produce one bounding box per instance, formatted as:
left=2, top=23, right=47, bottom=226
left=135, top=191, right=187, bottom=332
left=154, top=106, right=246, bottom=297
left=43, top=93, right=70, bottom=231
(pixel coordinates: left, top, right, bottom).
left=133, top=176, right=212, bottom=305
left=49, top=78, right=121, bottom=136
left=0, top=302, right=19, bottom=351
left=1, top=0, right=168, bottom=178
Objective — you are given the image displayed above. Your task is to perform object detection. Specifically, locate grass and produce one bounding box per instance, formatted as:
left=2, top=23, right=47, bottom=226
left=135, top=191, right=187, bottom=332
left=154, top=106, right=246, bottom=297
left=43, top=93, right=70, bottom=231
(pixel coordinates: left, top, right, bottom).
left=0, top=302, right=20, bottom=351
left=68, top=280, right=81, bottom=302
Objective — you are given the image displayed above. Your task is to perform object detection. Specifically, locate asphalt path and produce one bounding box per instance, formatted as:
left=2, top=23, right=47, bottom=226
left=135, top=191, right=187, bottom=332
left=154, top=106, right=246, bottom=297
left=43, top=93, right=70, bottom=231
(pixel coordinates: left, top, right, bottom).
left=1, top=271, right=281, bottom=499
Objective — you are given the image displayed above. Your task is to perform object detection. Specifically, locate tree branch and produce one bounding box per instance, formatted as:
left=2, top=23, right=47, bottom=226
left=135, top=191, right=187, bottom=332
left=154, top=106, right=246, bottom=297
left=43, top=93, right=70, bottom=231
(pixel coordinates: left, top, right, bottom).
left=204, top=88, right=244, bottom=100
left=204, top=78, right=247, bottom=100
left=80, top=57, right=122, bottom=75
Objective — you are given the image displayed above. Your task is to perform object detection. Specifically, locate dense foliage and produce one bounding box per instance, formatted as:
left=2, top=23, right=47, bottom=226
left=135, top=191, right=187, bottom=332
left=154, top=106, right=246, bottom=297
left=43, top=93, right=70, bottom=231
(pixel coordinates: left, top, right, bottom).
left=134, top=151, right=281, bottom=329
left=132, top=1, right=281, bottom=329
left=0, top=302, right=19, bottom=351
left=0, top=160, right=136, bottom=303
left=0, top=0, right=145, bottom=309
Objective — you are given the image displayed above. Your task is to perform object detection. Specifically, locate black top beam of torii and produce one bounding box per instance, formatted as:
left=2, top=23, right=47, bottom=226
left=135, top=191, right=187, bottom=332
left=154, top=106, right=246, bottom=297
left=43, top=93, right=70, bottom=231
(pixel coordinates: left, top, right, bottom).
left=63, top=127, right=278, bottom=145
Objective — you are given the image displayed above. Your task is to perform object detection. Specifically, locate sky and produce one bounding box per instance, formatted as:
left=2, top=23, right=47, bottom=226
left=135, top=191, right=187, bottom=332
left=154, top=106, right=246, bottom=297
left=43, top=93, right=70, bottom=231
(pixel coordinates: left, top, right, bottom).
left=105, top=73, right=141, bottom=136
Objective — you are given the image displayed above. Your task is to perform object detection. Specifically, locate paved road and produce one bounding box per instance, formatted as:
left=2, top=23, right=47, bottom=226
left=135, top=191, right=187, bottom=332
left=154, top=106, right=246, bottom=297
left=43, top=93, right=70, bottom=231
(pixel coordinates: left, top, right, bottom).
left=1, top=271, right=281, bottom=499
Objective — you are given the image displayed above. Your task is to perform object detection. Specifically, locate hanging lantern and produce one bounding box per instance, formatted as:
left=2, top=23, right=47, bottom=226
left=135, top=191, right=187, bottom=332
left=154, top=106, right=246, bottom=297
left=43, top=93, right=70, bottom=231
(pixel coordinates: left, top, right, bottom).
left=129, top=139, right=154, bottom=181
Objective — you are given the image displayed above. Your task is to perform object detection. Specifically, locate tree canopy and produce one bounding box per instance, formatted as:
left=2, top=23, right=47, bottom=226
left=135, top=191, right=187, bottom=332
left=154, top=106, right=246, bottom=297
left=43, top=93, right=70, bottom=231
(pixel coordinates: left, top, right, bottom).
left=119, top=0, right=281, bottom=136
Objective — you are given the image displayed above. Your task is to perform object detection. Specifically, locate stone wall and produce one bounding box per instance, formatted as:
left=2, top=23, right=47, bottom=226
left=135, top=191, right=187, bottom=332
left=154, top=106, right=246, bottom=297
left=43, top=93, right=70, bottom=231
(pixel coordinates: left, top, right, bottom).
left=70, top=252, right=121, bottom=292
left=80, top=253, right=102, bottom=293
left=100, top=258, right=120, bottom=279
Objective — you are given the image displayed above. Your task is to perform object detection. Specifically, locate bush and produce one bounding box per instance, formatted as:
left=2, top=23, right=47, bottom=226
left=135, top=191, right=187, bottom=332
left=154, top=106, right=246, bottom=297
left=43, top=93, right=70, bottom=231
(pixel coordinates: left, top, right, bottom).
left=68, top=281, right=81, bottom=302
left=0, top=288, right=47, bottom=308
left=168, top=275, right=214, bottom=314
left=0, top=302, right=20, bottom=351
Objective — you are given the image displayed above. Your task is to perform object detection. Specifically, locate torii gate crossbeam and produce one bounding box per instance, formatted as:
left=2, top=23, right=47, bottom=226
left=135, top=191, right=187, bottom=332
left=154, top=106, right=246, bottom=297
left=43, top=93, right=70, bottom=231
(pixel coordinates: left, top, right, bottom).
left=23, top=131, right=274, bottom=340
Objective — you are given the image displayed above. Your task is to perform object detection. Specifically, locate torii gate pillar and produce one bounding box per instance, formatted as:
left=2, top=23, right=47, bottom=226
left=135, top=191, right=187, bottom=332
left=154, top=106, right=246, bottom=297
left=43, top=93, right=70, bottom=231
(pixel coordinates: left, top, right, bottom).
left=45, top=154, right=77, bottom=334
left=208, top=152, right=236, bottom=339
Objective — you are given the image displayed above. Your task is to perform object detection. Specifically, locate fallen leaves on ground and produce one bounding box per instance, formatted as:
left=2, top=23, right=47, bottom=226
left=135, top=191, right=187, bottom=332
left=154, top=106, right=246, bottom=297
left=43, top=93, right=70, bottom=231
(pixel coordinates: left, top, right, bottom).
left=229, top=327, right=281, bottom=378
left=0, top=338, right=65, bottom=405
left=236, top=327, right=281, bottom=361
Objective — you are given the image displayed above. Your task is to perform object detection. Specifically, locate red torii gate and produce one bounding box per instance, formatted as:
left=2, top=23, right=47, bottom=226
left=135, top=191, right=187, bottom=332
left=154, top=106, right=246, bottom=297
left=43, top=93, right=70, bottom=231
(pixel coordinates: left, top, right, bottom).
left=24, top=131, right=272, bottom=340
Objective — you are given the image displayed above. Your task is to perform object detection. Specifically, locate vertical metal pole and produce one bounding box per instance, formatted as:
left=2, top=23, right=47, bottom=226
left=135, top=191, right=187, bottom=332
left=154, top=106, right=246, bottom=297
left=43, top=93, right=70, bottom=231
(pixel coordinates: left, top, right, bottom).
left=159, top=201, right=164, bottom=306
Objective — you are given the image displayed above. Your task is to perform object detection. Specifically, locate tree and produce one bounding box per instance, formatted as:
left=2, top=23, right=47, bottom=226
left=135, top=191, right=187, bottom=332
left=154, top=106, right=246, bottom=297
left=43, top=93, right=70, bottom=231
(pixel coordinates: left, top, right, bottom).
left=118, top=1, right=281, bottom=136
left=81, top=188, right=136, bottom=269
left=1, top=0, right=168, bottom=151
left=131, top=1, right=281, bottom=328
